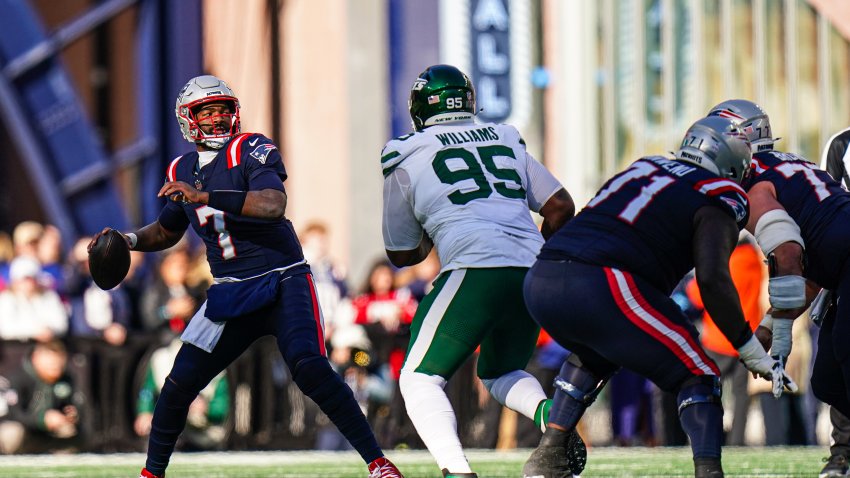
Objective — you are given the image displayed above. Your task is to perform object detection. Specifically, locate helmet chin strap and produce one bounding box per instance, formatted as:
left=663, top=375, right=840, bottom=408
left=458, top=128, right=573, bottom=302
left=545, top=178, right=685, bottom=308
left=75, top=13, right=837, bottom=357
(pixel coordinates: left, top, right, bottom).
left=200, top=137, right=227, bottom=150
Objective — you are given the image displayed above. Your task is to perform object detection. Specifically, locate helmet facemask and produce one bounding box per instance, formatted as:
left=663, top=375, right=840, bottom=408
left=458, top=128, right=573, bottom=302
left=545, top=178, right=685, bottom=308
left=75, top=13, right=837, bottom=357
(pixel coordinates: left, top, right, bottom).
left=177, top=96, right=240, bottom=150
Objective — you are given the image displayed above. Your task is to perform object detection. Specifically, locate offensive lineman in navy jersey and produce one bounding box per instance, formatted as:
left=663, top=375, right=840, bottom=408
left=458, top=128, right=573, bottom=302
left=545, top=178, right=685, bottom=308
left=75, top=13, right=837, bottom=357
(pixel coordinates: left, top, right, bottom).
left=88, top=75, right=403, bottom=478
left=521, top=116, right=793, bottom=478
left=709, top=100, right=850, bottom=441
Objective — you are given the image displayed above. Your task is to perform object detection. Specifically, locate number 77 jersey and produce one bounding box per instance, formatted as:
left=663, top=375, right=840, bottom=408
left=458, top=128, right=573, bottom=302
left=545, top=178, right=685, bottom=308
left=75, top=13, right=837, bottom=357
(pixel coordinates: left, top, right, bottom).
left=540, top=156, right=750, bottom=295
left=746, top=150, right=850, bottom=289
left=381, top=121, right=564, bottom=274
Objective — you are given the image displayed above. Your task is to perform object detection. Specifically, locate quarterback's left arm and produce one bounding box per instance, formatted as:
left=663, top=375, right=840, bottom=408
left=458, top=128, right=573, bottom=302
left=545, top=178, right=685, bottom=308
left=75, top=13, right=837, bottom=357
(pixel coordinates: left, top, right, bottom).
left=158, top=182, right=286, bottom=220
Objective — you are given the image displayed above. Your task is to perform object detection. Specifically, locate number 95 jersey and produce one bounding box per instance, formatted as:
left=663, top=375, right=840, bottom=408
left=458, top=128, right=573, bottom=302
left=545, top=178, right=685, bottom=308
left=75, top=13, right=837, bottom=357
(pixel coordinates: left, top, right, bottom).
left=381, top=122, right=563, bottom=273
left=540, top=156, right=750, bottom=295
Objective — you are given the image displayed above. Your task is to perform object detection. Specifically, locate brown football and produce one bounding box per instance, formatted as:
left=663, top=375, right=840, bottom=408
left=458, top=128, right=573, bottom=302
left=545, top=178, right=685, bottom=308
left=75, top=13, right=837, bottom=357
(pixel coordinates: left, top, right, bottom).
left=88, top=229, right=130, bottom=290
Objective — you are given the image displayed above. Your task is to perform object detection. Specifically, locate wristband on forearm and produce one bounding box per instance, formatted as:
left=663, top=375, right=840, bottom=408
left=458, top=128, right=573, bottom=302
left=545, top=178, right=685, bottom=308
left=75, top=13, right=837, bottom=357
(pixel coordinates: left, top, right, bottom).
left=208, top=190, right=247, bottom=215
left=125, top=232, right=138, bottom=250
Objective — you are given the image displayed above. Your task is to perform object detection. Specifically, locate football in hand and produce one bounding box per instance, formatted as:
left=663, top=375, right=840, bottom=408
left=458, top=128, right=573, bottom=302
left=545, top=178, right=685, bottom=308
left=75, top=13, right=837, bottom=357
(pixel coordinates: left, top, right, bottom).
left=88, top=229, right=130, bottom=290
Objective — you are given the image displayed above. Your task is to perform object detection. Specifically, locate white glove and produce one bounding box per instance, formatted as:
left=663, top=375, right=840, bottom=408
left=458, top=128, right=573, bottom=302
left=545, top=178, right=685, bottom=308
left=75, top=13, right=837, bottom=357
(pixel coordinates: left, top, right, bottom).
left=737, top=335, right=799, bottom=396
left=736, top=335, right=776, bottom=377
left=771, top=318, right=793, bottom=359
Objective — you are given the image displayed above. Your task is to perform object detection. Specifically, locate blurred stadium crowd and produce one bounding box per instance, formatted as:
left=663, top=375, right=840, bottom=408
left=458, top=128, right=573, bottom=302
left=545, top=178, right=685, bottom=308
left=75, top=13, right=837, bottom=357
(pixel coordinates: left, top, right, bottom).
left=0, top=216, right=829, bottom=456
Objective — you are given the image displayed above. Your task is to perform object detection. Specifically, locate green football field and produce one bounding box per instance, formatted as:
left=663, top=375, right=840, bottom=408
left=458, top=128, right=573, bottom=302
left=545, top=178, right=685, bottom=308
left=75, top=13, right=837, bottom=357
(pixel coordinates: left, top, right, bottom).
left=0, top=447, right=831, bottom=477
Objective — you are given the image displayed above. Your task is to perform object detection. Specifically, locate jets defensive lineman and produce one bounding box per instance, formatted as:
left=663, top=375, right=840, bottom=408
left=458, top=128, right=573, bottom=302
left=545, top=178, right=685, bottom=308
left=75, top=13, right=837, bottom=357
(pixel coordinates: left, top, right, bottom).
left=381, top=65, right=578, bottom=477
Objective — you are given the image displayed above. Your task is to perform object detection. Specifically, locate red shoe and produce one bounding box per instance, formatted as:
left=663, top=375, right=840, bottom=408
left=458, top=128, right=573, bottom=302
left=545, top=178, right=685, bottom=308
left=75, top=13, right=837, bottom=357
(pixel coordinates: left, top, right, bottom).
left=368, top=457, right=404, bottom=478
left=139, top=469, right=164, bottom=478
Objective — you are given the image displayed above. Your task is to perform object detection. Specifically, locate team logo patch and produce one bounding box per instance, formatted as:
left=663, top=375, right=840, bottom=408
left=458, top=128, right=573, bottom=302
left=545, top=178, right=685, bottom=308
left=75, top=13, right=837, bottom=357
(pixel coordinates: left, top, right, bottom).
left=412, top=79, right=428, bottom=91
left=250, top=143, right=277, bottom=164
left=720, top=195, right=748, bottom=223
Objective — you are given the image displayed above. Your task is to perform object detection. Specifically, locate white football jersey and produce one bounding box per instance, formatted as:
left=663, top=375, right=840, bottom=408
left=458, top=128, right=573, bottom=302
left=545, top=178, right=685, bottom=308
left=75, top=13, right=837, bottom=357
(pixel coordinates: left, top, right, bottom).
left=381, top=120, right=563, bottom=273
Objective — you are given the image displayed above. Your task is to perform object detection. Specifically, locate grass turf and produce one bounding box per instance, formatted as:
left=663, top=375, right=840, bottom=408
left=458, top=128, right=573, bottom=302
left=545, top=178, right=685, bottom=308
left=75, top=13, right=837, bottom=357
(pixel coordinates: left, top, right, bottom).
left=0, top=447, right=830, bottom=477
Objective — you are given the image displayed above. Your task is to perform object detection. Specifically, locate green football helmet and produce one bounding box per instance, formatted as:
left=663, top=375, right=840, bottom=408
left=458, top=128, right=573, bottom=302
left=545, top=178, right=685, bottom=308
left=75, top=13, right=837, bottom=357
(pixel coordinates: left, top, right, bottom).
left=409, top=64, right=476, bottom=131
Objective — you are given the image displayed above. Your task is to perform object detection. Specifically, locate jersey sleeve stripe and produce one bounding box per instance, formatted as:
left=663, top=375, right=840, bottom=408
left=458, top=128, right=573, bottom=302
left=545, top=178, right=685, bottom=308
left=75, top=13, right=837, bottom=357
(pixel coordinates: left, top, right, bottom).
left=381, top=151, right=400, bottom=164
left=383, top=162, right=404, bottom=178
left=166, top=155, right=182, bottom=182
left=751, top=157, right=768, bottom=174
left=227, top=134, right=249, bottom=169
left=693, top=178, right=746, bottom=197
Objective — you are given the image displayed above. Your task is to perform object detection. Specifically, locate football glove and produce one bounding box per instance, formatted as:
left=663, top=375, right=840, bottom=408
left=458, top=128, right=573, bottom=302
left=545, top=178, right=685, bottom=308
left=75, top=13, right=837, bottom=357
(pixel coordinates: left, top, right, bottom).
left=771, top=356, right=795, bottom=398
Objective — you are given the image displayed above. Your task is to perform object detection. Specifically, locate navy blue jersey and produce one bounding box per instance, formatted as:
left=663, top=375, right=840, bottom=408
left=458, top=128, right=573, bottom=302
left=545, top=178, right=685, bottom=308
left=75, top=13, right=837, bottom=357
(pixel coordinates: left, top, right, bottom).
left=541, top=156, right=749, bottom=294
left=746, top=150, right=850, bottom=288
left=157, top=133, right=304, bottom=279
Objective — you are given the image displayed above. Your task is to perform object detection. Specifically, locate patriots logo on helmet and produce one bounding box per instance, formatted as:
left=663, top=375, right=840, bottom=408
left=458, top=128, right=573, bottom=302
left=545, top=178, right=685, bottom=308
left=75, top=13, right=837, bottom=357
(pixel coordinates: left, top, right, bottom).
left=719, top=194, right=748, bottom=223
left=250, top=143, right=277, bottom=164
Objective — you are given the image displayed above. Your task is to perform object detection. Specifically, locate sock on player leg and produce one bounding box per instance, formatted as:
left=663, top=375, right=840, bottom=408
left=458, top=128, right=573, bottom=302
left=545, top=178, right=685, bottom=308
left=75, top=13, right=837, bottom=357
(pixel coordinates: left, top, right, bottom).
left=399, top=371, right=472, bottom=474
left=677, top=376, right=723, bottom=459
left=480, top=370, right=548, bottom=422
left=145, top=377, right=197, bottom=475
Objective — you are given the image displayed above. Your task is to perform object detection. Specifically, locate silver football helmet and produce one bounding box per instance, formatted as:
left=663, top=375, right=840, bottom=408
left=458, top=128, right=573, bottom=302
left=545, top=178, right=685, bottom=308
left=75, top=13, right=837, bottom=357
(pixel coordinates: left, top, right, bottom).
left=707, top=99, right=778, bottom=152
left=674, top=116, right=752, bottom=184
left=175, top=75, right=241, bottom=150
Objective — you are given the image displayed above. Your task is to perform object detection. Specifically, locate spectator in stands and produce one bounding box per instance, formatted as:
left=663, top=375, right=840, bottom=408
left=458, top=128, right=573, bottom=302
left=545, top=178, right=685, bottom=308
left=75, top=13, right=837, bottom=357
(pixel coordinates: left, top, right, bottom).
left=685, top=233, right=765, bottom=446
left=12, top=221, right=43, bottom=259
left=318, top=324, right=392, bottom=451
left=0, top=256, right=68, bottom=342
left=64, top=237, right=132, bottom=450
left=36, top=225, right=64, bottom=293
left=65, top=237, right=130, bottom=343
left=351, top=259, right=417, bottom=382
left=0, top=231, right=13, bottom=290
left=140, top=248, right=204, bottom=336
left=0, top=340, right=85, bottom=453
left=300, top=221, right=349, bottom=337
left=394, top=249, right=440, bottom=303
left=134, top=336, right=229, bottom=451
left=122, top=250, right=152, bottom=332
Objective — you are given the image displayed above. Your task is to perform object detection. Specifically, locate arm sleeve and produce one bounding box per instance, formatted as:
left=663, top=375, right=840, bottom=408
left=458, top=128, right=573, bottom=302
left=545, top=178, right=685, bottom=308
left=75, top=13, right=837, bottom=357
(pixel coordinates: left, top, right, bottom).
left=524, top=153, right=563, bottom=212
left=157, top=201, right=190, bottom=233
left=382, top=168, right=425, bottom=251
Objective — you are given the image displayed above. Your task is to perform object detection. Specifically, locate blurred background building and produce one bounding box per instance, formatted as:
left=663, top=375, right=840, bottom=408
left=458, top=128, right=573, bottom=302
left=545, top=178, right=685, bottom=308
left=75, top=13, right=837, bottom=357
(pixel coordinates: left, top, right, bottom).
left=1, top=0, right=849, bottom=286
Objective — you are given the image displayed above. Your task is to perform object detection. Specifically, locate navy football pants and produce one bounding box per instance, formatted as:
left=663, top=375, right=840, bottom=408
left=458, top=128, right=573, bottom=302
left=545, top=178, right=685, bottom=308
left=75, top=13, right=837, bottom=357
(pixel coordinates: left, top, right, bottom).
left=811, top=261, right=850, bottom=418
left=145, top=272, right=381, bottom=474
left=523, top=260, right=719, bottom=391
